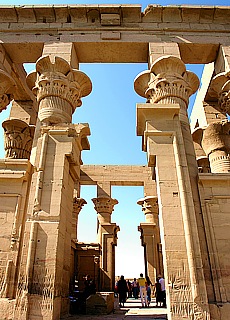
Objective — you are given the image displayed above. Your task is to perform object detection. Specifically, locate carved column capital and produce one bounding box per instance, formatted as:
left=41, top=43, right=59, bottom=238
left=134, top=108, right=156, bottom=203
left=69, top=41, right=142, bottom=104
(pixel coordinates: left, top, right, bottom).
left=210, top=72, right=230, bottom=115
left=137, top=196, right=158, bottom=224
left=26, top=55, right=92, bottom=124
left=92, top=196, right=118, bottom=224
left=73, top=197, right=87, bottom=215
left=72, top=197, right=87, bottom=240
left=194, top=121, right=230, bottom=173
left=0, top=69, right=16, bottom=113
left=2, top=119, right=34, bottom=159
left=202, top=121, right=230, bottom=173
left=134, top=55, right=199, bottom=111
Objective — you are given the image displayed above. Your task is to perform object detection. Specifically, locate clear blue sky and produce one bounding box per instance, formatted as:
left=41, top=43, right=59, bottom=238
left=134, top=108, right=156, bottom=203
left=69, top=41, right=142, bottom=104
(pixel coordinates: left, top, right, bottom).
left=0, top=0, right=228, bottom=279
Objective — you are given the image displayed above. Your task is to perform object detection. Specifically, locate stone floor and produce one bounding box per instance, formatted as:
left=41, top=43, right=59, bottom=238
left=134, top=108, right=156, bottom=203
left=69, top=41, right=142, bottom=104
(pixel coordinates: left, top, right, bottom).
left=64, top=297, right=168, bottom=320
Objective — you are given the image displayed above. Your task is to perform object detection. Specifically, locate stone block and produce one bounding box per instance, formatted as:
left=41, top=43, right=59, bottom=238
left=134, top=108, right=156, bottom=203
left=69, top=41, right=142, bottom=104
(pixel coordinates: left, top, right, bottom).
left=86, top=292, right=114, bottom=315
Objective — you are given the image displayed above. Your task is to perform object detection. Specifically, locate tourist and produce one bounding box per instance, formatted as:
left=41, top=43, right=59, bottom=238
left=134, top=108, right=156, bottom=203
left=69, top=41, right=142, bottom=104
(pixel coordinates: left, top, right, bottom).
left=138, top=273, right=148, bottom=307
left=154, top=277, right=162, bottom=307
left=83, top=275, right=96, bottom=299
left=158, top=275, right=166, bottom=307
left=117, top=275, right=128, bottom=307
left=131, top=278, right=139, bottom=299
left=145, top=275, right=152, bottom=306
left=127, top=279, right=132, bottom=297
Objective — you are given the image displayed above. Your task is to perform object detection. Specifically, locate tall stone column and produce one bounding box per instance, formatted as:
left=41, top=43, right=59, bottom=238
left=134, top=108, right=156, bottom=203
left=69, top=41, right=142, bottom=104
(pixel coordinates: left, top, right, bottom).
left=137, top=196, right=163, bottom=283
left=135, top=55, right=210, bottom=319
left=13, top=55, right=92, bottom=320
left=0, top=69, right=16, bottom=113
left=92, top=196, right=119, bottom=291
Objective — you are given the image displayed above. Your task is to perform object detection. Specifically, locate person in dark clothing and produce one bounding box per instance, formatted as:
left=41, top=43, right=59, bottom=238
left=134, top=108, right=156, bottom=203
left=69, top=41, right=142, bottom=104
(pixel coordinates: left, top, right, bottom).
left=83, top=275, right=96, bottom=299
left=117, top=275, right=128, bottom=307
left=154, top=277, right=162, bottom=307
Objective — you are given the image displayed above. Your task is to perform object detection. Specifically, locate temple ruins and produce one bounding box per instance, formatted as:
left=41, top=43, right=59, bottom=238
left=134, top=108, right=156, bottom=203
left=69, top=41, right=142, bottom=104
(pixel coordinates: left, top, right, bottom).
left=0, top=3, right=230, bottom=319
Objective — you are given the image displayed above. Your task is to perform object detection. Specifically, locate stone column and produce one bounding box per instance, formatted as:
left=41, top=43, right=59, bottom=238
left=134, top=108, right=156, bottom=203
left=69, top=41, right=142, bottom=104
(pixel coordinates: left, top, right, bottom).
left=72, top=197, right=87, bottom=240
left=137, top=196, right=162, bottom=283
left=135, top=55, right=210, bottom=319
left=0, top=69, right=16, bottom=113
left=13, top=55, right=92, bottom=320
left=26, top=55, right=92, bottom=125
left=92, top=196, right=119, bottom=291
left=195, top=121, right=230, bottom=173
left=2, top=119, right=34, bottom=159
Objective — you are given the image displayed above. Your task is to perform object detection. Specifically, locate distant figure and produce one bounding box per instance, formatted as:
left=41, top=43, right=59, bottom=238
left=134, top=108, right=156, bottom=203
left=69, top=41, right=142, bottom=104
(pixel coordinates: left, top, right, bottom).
left=154, top=277, right=162, bottom=307
left=117, top=275, right=128, bottom=307
left=114, top=277, right=119, bottom=297
left=145, top=276, right=152, bottom=306
left=83, top=275, right=96, bottom=299
left=127, top=280, right=132, bottom=298
left=138, top=273, right=147, bottom=307
left=158, top=275, right=166, bottom=307
left=132, top=278, right=139, bottom=299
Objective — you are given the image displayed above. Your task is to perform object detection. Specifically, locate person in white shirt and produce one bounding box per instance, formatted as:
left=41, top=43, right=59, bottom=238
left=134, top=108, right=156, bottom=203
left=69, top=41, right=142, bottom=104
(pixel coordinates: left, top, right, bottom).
left=158, top=275, right=166, bottom=307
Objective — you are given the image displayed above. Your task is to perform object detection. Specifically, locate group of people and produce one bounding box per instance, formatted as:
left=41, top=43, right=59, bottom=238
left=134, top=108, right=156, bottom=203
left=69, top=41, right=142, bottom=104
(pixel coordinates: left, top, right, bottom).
left=115, top=273, right=166, bottom=308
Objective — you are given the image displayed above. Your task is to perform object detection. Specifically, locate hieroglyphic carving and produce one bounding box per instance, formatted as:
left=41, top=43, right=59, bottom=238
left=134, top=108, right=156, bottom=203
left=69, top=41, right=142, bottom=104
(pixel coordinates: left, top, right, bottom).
left=2, top=119, right=34, bottom=159
left=26, top=56, right=92, bottom=125
left=168, top=262, right=207, bottom=319
left=14, top=267, right=55, bottom=318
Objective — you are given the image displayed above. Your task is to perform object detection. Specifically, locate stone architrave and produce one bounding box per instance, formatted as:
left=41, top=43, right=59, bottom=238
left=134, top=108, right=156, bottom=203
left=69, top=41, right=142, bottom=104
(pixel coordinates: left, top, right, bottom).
left=92, top=196, right=119, bottom=291
left=0, top=69, right=16, bottom=113
left=2, top=119, right=35, bottom=159
left=26, top=55, right=92, bottom=125
left=72, top=197, right=87, bottom=240
left=135, top=55, right=210, bottom=319
left=137, top=196, right=162, bottom=283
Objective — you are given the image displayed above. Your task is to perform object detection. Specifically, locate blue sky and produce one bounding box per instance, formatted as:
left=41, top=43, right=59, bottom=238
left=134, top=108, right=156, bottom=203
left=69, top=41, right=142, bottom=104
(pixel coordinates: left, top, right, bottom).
left=0, top=0, right=228, bottom=279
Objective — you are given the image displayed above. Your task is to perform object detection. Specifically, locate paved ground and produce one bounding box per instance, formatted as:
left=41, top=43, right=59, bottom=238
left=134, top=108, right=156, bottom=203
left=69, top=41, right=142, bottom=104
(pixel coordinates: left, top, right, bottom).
left=63, top=297, right=168, bottom=320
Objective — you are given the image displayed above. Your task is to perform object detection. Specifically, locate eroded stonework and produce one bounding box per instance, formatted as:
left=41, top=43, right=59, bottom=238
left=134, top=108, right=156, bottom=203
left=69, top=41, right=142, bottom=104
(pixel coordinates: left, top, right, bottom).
left=0, top=3, right=230, bottom=320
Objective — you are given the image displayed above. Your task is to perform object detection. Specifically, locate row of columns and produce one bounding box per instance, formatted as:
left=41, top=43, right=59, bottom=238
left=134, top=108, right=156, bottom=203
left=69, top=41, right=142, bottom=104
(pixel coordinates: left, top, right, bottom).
left=0, top=42, right=230, bottom=320
left=73, top=195, right=163, bottom=291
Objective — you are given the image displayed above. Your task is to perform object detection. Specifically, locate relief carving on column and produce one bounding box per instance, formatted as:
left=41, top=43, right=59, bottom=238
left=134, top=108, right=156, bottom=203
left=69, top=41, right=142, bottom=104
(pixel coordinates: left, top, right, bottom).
left=2, top=119, right=34, bottom=159
left=134, top=55, right=199, bottom=111
left=0, top=69, right=16, bottom=113
left=210, top=72, right=230, bottom=115
left=193, top=121, right=230, bottom=173
left=26, top=56, right=92, bottom=125
left=169, top=262, right=207, bottom=320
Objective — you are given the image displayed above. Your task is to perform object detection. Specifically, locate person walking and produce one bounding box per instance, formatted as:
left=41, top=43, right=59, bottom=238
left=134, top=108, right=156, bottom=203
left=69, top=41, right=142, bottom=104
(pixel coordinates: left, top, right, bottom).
left=145, top=275, right=152, bottom=306
left=131, top=278, right=139, bottom=299
left=138, top=273, right=147, bottom=307
left=117, top=275, right=128, bottom=307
